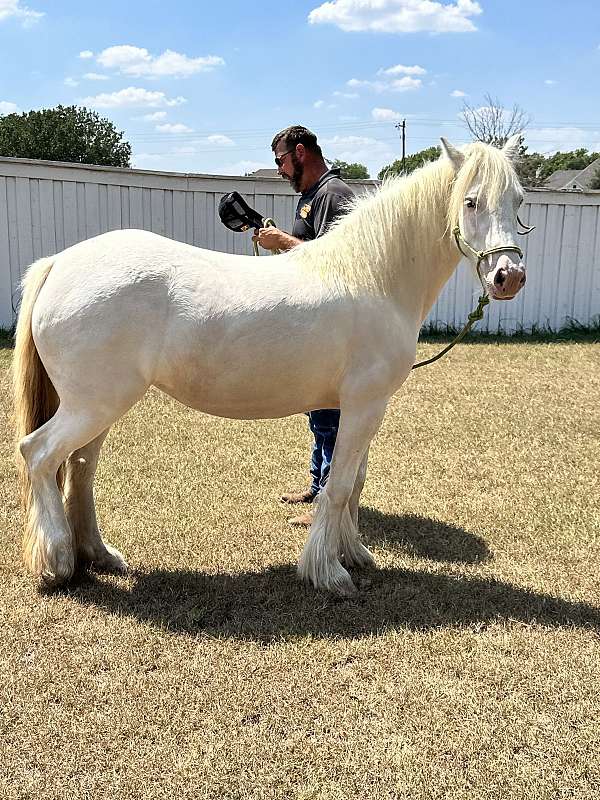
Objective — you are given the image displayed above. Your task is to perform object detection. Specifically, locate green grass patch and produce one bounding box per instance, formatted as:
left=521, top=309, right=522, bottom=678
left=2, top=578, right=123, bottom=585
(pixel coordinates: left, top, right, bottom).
left=421, top=316, right=600, bottom=344
left=0, top=328, right=13, bottom=349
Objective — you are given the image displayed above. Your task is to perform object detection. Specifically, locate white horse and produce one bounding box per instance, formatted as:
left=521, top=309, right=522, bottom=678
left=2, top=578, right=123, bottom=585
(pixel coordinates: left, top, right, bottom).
left=13, top=136, right=527, bottom=596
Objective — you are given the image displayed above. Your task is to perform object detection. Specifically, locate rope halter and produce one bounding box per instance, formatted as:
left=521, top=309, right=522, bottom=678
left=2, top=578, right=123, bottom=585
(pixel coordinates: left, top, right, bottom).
left=411, top=215, right=535, bottom=371
left=452, top=226, right=524, bottom=295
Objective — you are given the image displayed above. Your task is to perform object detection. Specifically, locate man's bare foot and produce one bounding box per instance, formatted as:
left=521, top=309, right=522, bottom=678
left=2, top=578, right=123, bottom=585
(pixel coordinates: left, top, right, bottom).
left=288, top=511, right=313, bottom=526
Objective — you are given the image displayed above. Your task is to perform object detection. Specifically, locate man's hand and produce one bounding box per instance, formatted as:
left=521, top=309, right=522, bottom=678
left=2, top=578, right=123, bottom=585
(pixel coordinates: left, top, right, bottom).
left=253, top=227, right=301, bottom=252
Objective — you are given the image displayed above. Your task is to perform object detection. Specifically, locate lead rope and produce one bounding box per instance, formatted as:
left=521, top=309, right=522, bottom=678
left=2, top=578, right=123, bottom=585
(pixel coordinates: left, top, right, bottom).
left=412, top=218, right=533, bottom=370
left=411, top=293, right=490, bottom=370
left=252, top=217, right=280, bottom=256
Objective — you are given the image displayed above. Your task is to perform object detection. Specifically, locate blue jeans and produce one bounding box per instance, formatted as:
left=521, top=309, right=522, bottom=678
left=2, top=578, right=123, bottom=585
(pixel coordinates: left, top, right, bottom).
left=308, top=409, right=340, bottom=496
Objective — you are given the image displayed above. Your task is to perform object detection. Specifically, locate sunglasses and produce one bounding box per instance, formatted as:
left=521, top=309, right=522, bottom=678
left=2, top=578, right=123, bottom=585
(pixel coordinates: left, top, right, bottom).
left=274, top=149, right=294, bottom=168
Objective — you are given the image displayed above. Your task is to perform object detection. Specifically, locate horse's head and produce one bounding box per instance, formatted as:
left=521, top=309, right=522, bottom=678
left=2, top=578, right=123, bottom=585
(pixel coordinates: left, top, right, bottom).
left=442, top=134, right=527, bottom=301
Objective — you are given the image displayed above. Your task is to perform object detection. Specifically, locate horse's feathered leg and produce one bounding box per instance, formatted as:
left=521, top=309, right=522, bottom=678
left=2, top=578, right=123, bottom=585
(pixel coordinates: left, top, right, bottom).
left=64, top=430, right=127, bottom=575
left=342, top=448, right=374, bottom=569
left=298, top=401, right=387, bottom=595
left=19, top=403, right=137, bottom=587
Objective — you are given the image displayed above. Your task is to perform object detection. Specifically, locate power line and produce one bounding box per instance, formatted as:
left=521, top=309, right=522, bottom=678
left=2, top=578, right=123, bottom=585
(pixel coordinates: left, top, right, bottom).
left=125, top=115, right=600, bottom=142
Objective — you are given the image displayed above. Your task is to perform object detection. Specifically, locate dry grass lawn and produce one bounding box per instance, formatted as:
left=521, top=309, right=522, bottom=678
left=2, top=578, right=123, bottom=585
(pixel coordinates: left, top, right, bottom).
left=1, top=338, right=599, bottom=800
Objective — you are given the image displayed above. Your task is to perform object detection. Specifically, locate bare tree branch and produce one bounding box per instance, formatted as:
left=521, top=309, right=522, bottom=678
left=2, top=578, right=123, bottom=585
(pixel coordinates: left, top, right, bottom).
left=461, top=93, right=530, bottom=147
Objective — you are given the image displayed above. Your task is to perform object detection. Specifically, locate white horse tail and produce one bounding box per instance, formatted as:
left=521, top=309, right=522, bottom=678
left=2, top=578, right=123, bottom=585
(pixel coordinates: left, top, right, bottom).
left=12, top=257, right=63, bottom=569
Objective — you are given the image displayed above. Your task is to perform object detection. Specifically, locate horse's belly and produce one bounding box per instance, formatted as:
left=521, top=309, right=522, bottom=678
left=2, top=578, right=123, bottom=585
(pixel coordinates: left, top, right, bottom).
left=153, top=340, right=341, bottom=420
left=154, top=371, right=338, bottom=419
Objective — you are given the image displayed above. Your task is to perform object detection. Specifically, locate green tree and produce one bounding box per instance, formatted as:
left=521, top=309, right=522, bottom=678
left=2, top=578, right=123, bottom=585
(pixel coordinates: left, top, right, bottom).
left=515, top=148, right=600, bottom=188
left=378, top=145, right=441, bottom=180
left=541, top=148, right=600, bottom=181
left=330, top=159, right=369, bottom=179
left=514, top=148, right=547, bottom=188
left=0, top=105, right=131, bottom=167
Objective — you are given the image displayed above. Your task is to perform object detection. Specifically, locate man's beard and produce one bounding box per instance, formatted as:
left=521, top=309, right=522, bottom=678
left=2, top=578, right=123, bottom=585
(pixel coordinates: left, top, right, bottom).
left=288, top=152, right=303, bottom=192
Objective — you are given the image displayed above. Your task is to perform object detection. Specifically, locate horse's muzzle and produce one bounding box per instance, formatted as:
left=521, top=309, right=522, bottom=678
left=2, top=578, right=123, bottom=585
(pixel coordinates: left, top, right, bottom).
left=487, top=254, right=526, bottom=300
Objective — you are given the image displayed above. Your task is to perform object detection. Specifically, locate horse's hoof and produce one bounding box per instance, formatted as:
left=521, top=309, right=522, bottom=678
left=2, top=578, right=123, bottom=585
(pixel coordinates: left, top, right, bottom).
left=90, top=544, right=128, bottom=575
left=32, top=540, right=74, bottom=588
left=298, top=559, right=357, bottom=597
left=39, top=561, right=74, bottom=589
left=330, top=572, right=357, bottom=598
left=341, top=543, right=375, bottom=570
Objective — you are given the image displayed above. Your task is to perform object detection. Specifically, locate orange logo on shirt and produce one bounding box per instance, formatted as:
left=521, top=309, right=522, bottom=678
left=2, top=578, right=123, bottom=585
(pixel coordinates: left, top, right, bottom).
left=300, top=204, right=311, bottom=219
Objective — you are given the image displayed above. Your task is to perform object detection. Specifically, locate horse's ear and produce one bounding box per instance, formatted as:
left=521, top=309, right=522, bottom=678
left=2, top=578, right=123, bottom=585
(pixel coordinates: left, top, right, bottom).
left=440, top=138, right=464, bottom=171
left=502, top=133, right=523, bottom=162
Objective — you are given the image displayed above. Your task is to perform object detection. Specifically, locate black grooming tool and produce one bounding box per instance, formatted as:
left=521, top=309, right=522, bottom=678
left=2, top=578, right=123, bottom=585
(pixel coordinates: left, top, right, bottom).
left=218, top=191, right=266, bottom=232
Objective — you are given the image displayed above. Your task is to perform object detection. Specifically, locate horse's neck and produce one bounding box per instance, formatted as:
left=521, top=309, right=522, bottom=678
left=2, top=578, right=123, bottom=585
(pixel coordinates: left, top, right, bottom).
left=415, top=234, right=462, bottom=324
left=295, top=161, right=462, bottom=325
left=354, top=164, right=461, bottom=320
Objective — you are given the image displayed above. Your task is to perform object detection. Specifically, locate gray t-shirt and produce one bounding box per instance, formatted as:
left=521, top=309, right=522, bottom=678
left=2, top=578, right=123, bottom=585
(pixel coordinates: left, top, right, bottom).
left=291, top=168, right=354, bottom=241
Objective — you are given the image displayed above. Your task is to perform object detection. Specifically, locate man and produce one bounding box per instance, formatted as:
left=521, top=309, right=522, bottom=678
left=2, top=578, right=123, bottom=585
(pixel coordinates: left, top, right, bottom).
left=255, top=125, right=355, bottom=526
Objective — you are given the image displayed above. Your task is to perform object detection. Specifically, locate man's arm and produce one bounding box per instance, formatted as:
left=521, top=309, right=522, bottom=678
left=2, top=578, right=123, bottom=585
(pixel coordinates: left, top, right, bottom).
left=255, top=226, right=302, bottom=252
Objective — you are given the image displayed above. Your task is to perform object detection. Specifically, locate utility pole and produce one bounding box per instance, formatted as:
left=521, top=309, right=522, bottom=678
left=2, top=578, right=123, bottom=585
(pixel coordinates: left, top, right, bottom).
left=395, top=119, right=406, bottom=172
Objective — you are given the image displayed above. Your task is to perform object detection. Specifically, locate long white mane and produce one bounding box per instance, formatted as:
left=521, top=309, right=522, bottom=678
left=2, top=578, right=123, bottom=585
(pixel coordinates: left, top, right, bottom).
left=287, top=142, right=522, bottom=296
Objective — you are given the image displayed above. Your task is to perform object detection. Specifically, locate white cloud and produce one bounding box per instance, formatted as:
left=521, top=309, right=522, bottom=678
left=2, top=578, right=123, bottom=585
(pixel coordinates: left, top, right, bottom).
left=451, top=89, right=467, bottom=97
left=524, top=127, right=600, bottom=154
left=156, top=123, right=193, bottom=134
left=391, top=76, right=421, bottom=91
left=79, top=50, right=94, bottom=59
left=321, top=134, right=395, bottom=176
left=347, top=75, right=421, bottom=92
left=206, top=134, right=235, bottom=146
left=96, top=45, right=225, bottom=78
left=348, top=78, right=387, bottom=92
left=544, top=79, right=557, bottom=86
left=0, top=0, right=44, bottom=25
left=0, top=100, right=19, bottom=114
left=147, top=133, right=235, bottom=151
left=308, top=0, right=482, bottom=34
left=372, top=107, right=402, bottom=121
left=333, top=90, right=359, bottom=99
left=64, top=77, right=79, bottom=87
left=314, top=97, right=341, bottom=109
left=141, top=111, right=167, bottom=121
left=83, top=72, right=109, bottom=81
left=80, top=87, right=187, bottom=109
left=378, top=63, right=426, bottom=76
left=216, top=160, right=271, bottom=176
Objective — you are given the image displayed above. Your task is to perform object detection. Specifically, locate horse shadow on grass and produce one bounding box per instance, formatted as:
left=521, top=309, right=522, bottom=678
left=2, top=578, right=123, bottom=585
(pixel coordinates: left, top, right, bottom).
left=358, top=508, right=491, bottom=564
left=64, top=515, right=600, bottom=643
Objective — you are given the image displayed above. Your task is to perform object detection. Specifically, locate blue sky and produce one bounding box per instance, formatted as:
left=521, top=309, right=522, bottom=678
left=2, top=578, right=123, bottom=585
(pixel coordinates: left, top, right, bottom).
left=1, top=0, right=599, bottom=178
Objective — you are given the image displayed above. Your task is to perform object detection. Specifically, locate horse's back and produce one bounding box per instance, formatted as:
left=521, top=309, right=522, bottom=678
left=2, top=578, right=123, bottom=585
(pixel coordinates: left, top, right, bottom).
left=28, top=229, right=310, bottom=406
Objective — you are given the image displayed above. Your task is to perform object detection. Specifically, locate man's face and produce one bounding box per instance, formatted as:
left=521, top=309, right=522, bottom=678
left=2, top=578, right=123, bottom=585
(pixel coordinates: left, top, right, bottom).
left=275, top=143, right=303, bottom=192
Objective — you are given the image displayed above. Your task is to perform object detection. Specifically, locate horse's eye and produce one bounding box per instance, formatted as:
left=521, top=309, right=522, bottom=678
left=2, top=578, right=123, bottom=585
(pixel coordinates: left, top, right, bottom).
left=465, top=197, right=476, bottom=209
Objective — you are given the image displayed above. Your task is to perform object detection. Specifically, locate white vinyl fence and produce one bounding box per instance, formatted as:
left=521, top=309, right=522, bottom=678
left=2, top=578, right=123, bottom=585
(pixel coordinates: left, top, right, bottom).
left=1, top=156, right=599, bottom=333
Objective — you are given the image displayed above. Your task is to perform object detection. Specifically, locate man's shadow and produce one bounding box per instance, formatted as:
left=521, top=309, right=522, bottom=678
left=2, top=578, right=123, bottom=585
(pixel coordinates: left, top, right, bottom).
left=63, top=515, right=599, bottom=643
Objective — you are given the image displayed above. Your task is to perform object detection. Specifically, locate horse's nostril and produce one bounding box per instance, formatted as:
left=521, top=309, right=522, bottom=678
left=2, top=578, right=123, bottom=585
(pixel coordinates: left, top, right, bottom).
left=494, top=267, right=507, bottom=287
